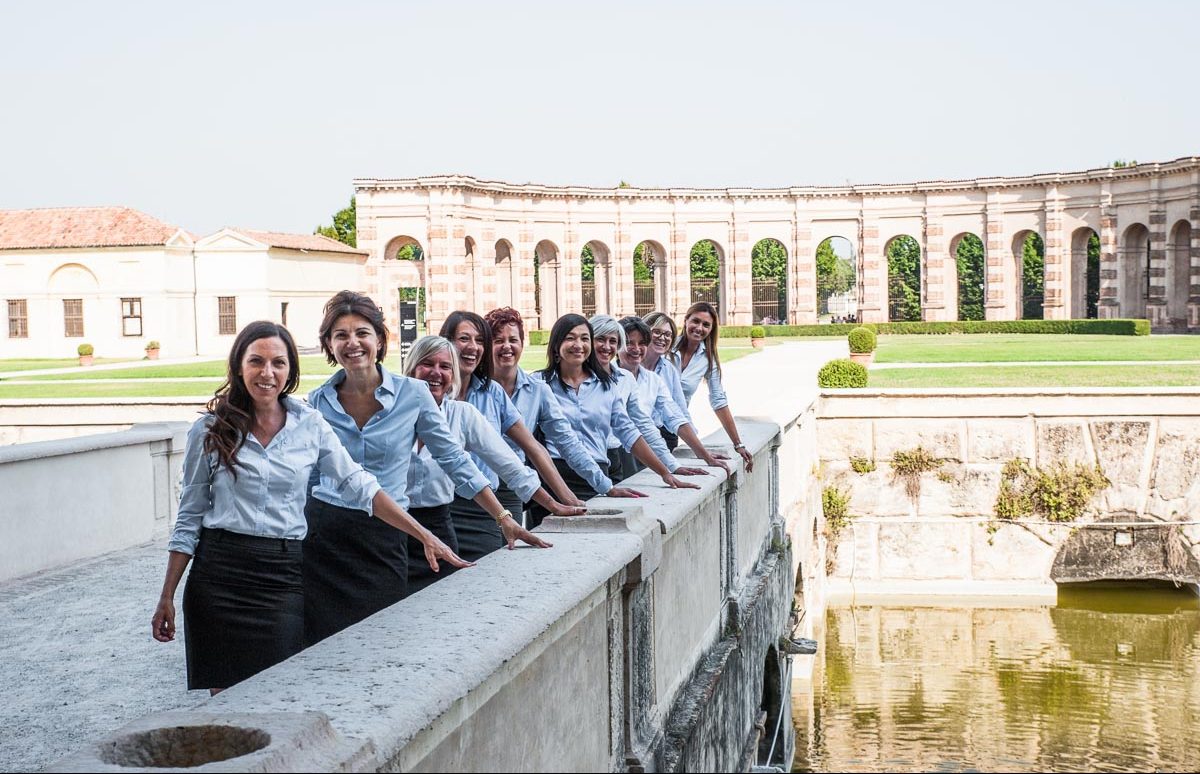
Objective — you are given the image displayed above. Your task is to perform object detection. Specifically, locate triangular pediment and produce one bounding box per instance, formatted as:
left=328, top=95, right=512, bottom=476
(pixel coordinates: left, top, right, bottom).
left=194, top=228, right=268, bottom=251
left=165, top=229, right=195, bottom=248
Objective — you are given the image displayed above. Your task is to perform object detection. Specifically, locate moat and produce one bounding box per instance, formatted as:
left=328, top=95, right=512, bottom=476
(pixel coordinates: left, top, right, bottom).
left=794, top=584, right=1200, bottom=772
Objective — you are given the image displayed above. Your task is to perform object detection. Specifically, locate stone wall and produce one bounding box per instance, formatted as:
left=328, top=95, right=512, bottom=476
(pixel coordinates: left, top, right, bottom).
left=0, top=398, right=204, bottom=445
left=817, top=389, right=1200, bottom=598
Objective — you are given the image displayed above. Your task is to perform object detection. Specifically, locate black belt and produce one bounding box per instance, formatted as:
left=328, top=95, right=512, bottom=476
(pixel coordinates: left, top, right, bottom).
left=201, top=527, right=301, bottom=552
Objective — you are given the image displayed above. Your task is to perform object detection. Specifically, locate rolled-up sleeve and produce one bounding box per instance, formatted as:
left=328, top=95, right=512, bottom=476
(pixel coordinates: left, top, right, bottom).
left=167, top=419, right=215, bottom=555
left=415, top=387, right=490, bottom=500
left=660, top=363, right=693, bottom=426
left=610, top=392, right=644, bottom=457
left=624, top=384, right=680, bottom=472
left=462, top=405, right=541, bottom=502
left=538, top=383, right=613, bottom=494
left=655, top=374, right=691, bottom=434
left=315, top=417, right=381, bottom=515
left=706, top=363, right=729, bottom=411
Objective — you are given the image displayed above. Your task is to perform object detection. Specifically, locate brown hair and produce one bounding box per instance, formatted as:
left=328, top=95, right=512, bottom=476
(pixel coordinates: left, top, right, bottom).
left=673, top=301, right=721, bottom=378
left=318, top=290, right=389, bottom=365
left=204, top=321, right=300, bottom=478
left=484, top=306, right=525, bottom=341
left=439, top=310, right=493, bottom=388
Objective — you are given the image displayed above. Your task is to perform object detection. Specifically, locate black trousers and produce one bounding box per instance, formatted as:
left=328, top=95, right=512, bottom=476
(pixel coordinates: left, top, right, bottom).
left=406, top=503, right=459, bottom=594
left=183, top=527, right=304, bottom=690
left=660, top=426, right=679, bottom=451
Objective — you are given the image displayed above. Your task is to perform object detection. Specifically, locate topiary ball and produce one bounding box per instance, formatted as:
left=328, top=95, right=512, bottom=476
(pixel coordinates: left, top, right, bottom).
left=847, top=326, right=877, bottom=354
left=817, top=358, right=868, bottom=388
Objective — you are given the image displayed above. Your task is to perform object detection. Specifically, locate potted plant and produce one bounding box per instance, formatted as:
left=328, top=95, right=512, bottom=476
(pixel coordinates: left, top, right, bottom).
left=847, top=326, right=876, bottom=366
left=144, top=340, right=161, bottom=360
left=750, top=325, right=766, bottom=350
left=77, top=343, right=95, bottom=367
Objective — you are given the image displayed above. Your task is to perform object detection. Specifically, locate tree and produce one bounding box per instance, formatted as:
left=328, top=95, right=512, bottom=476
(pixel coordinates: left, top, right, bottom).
left=689, top=240, right=720, bottom=279
left=887, top=236, right=922, bottom=322
left=816, top=239, right=855, bottom=301
left=1111, top=159, right=1138, bottom=168
left=581, top=244, right=595, bottom=281
left=1021, top=232, right=1045, bottom=319
left=1086, top=232, right=1100, bottom=318
left=315, top=197, right=356, bottom=247
left=751, top=239, right=787, bottom=287
left=955, top=234, right=985, bottom=321
left=633, top=243, right=654, bottom=282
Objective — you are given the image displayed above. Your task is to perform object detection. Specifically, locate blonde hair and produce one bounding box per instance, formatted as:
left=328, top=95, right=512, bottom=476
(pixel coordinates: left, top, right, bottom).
left=403, top=335, right=462, bottom=400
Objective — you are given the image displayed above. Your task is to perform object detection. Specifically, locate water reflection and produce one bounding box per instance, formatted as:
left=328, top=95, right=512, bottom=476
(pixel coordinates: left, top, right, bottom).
left=794, top=584, right=1200, bottom=772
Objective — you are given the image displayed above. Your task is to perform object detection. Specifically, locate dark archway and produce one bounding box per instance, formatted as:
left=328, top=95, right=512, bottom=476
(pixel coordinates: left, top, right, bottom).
left=815, top=236, right=856, bottom=321
left=633, top=240, right=667, bottom=317
left=384, top=234, right=426, bottom=331
left=494, top=239, right=515, bottom=310
left=689, top=239, right=725, bottom=320
left=1070, top=228, right=1101, bottom=319
left=1120, top=223, right=1151, bottom=319
left=1051, top=517, right=1200, bottom=587
left=885, top=235, right=921, bottom=322
left=534, top=240, right=561, bottom=328
left=1014, top=231, right=1045, bottom=320
left=951, top=233, right=985, bottom=321
left=751, top=238, right=788, bottom=324
left=1168, top=220, right=1192, bottom=330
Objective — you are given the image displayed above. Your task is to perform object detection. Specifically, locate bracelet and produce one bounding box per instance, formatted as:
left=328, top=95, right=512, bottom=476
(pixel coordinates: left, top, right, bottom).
left=492, top=508, right=514, bottom=525
left=734, top=443, right=746, bottom=451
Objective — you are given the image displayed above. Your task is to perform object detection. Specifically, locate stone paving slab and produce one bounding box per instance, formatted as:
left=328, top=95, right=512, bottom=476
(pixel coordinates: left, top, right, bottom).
left=0, top=541, right=206, bottom=772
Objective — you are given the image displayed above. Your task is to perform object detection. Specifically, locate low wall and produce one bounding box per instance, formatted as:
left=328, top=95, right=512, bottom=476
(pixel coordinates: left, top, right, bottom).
left=0, top=398, right=205, bottom=445
left=48, top=405, right=824, bottom=772
left=0, top=423, right=189, bottom=583
left=817, top=388, right=1200, bottom=598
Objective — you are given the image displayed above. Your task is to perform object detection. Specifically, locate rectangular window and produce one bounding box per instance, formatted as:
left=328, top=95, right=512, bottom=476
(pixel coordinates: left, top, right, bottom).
left=121, top=297, right=143, bottom=337
left=218, top=296, right=237, bottom=335
left=7, top=300, right=28, bottom=338
left=63, top=299, right=84, bottom=338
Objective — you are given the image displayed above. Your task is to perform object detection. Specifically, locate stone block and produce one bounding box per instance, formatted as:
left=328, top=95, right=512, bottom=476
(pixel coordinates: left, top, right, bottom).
left=817, top=419, right=873, bottom=460
left=1036, top=420, right=1093, bottom=467
left=831, top=519, right=878, bottom=579
left=972, top=521, right=1056, bottom=580
left=967, top=419, right=1033, bottom=462
left=875, top=418, right=963, bottom=462
left=845, top=470, right=912, bottom=517
left=918, top=465, right=1002, bottom=517
left=1150, top=417, right=1200, bottom=500
left=1089, top=420, right=1151, bottom=487
left=877, top=520, right=971, bottom=580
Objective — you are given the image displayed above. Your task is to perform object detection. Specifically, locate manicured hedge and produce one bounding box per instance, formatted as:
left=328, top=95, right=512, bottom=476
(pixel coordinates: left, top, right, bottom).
left=528, top=329, right=550, bottom=345
left=720, top=319, right=1148, bottom=337
left=817, top=359, right=868, bottom=388
left=848, top=327, right=877, bottom=354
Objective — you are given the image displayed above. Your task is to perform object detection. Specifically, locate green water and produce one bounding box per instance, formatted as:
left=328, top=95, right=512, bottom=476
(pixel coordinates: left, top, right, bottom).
left=794, top=584, right=1200, bottom=772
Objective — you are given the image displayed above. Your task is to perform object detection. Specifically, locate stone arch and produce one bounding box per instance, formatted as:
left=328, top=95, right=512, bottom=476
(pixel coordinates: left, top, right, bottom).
left=534, top=239, right=561, bottom=328
left=689, top=239, right=726, bottom=322
left=464, top=236, right=479, bottom=311
left=383, top=235, right=427, bottom=333
left=814, top=236, right=856, bottom=321
left=47, top=263, right=100, bottom=293
left=383, top=234, right=424, bottom=262
left=1070, top=227, right=1102, bottom=319
left=1012, top=230, right=1044, bottom=320
left=1167, top=220, right=1192, bottom=331
left=633, top=240, right=668, bottom=317
left=751, top=238, right=788, bottom=324
left=494, top=239, right=516, bottom=310
left=581, top=240, right=612, bottom=317
left=884, top=234, right=921, bottom=322
left=1120, top=223, right=1151, bottom=319
left=1051, top=518, right=1200, bottom=586
left=755, top=645, right=788, bottom=768
left=949, top=232, right=985, bottom=322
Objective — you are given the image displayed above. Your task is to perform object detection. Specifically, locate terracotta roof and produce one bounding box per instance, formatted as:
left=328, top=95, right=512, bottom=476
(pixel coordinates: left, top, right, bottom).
left=0, top=206, right=186, bottom=250
left=236, top=229, right=366, bottom=256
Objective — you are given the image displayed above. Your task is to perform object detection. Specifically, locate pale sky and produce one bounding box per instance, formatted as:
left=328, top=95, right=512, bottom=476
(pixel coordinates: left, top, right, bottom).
left=2, top=0, right=1196, bottom=236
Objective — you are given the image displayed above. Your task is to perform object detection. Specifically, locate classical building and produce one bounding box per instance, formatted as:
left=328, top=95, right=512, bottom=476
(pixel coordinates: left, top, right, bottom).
left=354, top=156, right=1200, bottom=333
left=0, top=207, right=367, bottom=359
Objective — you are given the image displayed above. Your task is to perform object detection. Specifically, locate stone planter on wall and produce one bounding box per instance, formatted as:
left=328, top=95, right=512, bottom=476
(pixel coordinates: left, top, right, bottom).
left=848, top=352, right=873, bottom=366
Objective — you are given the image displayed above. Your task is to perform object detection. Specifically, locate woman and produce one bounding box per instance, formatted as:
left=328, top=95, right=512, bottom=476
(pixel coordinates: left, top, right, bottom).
left=669, top=302, right=754, bottom=472
left=617, top=315, right=731, bottom=476
left=641, top=311, right=692, bottom=452
left=303, top=291, right=519, bottom=646
left=529, top=314, right=699, bottom=526
left=484, top=306, right=645, bottom=504
left=404, top=336, right=579, bottom=583
left=439, top=312, right=585, bottom=555
left=151, top=321, right=468, bottom=693
left=588, top=314, right=710, bottom=484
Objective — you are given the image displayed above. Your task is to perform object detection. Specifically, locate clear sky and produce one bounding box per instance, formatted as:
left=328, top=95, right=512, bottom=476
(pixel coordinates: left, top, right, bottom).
left=2, top=0, right=1196, bottom=236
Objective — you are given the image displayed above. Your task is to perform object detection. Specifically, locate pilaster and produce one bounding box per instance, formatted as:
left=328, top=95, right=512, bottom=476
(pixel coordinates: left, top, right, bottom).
left=984, top=193, right=1007, bottom=321
left=1190, top=200, right=1200, bottom=331
left=728, top=200, right=753, bottom=326
left=1146, top=178, right=1168, bottom=327
left=858, top=204, right=885, bottom=323
left=1098, top=183, right=1120, bottom=319
left=791, top=203, right=816, bottom=324
left=922, top=210, right=948, bottom=321
left=1042, top=186, right=1067, bottom=320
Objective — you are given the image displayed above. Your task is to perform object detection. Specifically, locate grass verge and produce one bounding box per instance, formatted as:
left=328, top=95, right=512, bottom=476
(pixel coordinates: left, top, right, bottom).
left=868, top=364, right=1200, bottom=388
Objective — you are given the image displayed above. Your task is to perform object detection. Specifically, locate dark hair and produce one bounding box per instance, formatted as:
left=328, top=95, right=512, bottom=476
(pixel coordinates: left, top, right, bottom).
left=673, top=301, right=722, bottom=378
left=439, top=310, right=492, bottom=388
left=204, top=321, right=300, bottom=479
left=318, top=290, right=388, bottom=365
left=618, top=315, right=652, bottom=345
left=540, top=313, right=613, bottom=389
left=484, top=306, right=525, bottom=342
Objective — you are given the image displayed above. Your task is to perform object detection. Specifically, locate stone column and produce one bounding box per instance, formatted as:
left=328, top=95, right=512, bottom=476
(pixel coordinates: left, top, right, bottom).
left=922, top=213, right=947, bottom=321
left=1189, top=202, right=1200, bottom=331
left=424, top=216, right=460, bottom=335
left=791, top=209, right=816, bottom=324
left=516, top=220, right=537, bottom=328
left=612, top=209, right=633, bottom=318
left=1098, top=184, right=1120, bottom=319
left=984, top=194, right=1008, bottom=320
left=1147, top=182, right=1168, bottom=327
left=669, top=221, right=691, bottom=319
left=478, top=225, right=497, bottom=313
left=1043, top=187, right=1067, bottom=320
left=858, top=209, right=885, bottom=323
left=728, top=202, right=753, bottom=326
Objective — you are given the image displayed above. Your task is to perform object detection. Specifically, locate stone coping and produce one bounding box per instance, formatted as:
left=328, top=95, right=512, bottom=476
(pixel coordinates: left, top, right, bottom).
left=0, top=421, right=188, bottom=464
left=819, top=387, right=1200, bottom=418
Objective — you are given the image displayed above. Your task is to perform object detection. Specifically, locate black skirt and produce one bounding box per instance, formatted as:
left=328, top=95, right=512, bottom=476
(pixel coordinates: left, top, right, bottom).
left=449, top=496, right=505, bottom=562
left=182, top=528, right=304, bottom=691
left=607, top=446, right=640, bottom=484
left=302, top=497, right=408, bottom=647
left=494, top=482, right=528, bottom=526
left=527, top=458, right=607, bottom=530
left=406, top=503, right=459, bottom=594
left=659, top=426, right=679, bottom=452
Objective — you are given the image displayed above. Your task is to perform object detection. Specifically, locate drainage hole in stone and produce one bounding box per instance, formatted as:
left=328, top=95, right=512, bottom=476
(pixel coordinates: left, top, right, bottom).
left=99, top=725, right=270, bottom=768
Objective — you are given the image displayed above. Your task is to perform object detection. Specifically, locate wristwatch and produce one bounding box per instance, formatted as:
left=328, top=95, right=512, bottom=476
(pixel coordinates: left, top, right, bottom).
left=733, top=443, right=746, bottom=451
left=492, top=508, right=514, bottom=524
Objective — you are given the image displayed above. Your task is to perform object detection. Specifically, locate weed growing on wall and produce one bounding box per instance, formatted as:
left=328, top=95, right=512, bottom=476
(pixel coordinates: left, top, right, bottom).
left=890, top=447, right=943, bottom=501
left=993, top=458, right=1110, bottom=523
left=822, top=485, right=853, bottom=573
left=849, top=456, right=876, bottom=474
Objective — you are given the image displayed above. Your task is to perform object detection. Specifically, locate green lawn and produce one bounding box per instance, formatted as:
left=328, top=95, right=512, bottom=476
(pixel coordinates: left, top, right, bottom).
left=0, top=358, right=137, bottom=373
left=874, top=334, right=1200, bottom=364
left=868, top=364, right=1200, bottom=389
left=13, top=355, right=349, bottom=382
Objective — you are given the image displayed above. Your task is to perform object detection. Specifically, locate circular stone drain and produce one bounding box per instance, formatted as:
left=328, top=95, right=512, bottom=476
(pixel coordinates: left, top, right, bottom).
left=99, top=725, right=270, bottom=768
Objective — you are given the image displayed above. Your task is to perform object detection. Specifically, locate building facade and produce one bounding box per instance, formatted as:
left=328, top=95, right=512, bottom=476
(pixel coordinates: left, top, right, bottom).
left=354, top=157, right=1200, bottom=333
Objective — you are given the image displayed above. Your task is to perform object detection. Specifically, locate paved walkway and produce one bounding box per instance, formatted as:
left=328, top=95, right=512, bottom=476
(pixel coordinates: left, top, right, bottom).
left=871, top=359, right=1200, bottom=370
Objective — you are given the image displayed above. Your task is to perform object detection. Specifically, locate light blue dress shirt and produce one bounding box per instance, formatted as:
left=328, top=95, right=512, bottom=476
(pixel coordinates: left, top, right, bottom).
left=505, top=367, right=613, bottom=494
left=168, top=397, right=382, bottom=555
left=531, top=370, right=642, bottom=474
left=626, top=365, right=690, bottom=434
left=607, top=367, right=680, bottom=472
left=463, top=376, right=524, bottom=492
left=672, top=341, right=729, bottom=410
left=652, top=356, right=693, bottom=426
left=307, top=367, right=488, bottom=510
left=407, top=399, right=541, bottom=508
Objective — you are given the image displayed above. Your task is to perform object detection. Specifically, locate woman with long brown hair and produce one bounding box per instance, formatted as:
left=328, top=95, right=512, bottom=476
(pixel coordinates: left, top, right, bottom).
left=151, top=320, right=469, bottom=693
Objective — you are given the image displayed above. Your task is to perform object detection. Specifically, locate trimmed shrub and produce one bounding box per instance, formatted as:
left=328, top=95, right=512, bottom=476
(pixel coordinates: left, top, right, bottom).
left=750, top=325, right=766, bottom=338
left=817, top=358, right=868, bottom=388
left=77, top=343, right=94, bottom=356
left=724, top=319, right=1146, bottom=337
left=859, top=322, right=878, bottom=334
left=145, top=340, right=160, bottom=350
left=847, top=326, right=876, bottom=353
left=528, top=329, right=550, bottom=345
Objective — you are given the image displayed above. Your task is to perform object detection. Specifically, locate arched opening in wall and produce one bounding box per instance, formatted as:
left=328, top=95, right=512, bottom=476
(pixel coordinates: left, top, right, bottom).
left=534, top=240, right=561, bottom=328
left=885, top=235, right=921, bottom=322
left=756, top=646, right=787, bottom=768
left=815, top=237, right=856, bottom=321
left=950, top=233, right=985, bottom=321
left=581, top=245, right=596, bottom=317
left=689, top=239, right=724, bottom=320
left=1051, top=518, right=1200, bottom=587
left=1120, top=223, right=1151, bottom=319
left=1014, top=231, right=1045, bottom=320
left=384, top=235, right=426, bottom=332
left=632, top=241, right=666, bottom=317
left=1069, top=228, right=1101, bottom=319
left=581, top=240, right=611, bottom=317
left=494, top=239, right=515, bottom=310
left=751, top=238, right=788, bottom=324
left=464, top=236, right=478, bottom=311
left=1168, top=220, right=1192, bottom=330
